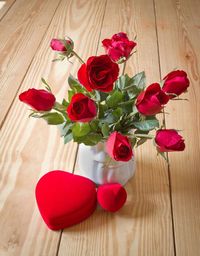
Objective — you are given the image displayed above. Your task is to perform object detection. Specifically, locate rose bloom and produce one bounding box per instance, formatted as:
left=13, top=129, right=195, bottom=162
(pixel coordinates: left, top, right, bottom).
left=155, top=129, right=185, bottom=152
left=50, top=38, right=72, bottom=52
left=106, top=131, right=133, bottom=162
left=102, top=32, right=136, bottom=63
left=67, top=93, right=97, bottom=122
left=78, top=55, right=119, bottom=92
left=162, top=70, right=189, bottom=98
left=19, top=88, right=56, bottom=111
left=136, top=83, right=169, bottom=116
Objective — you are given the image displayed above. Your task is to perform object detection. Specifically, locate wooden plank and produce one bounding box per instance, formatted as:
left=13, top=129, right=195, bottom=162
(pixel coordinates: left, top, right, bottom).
left=0, top=0, right=106, bottom=255
left=58, top=0, right=175, bottom=255
left=0, top=0, right=16, bottom=21
left=154, top=0, right=200, bottom=255
left=0, top=0, right=61, bottom=126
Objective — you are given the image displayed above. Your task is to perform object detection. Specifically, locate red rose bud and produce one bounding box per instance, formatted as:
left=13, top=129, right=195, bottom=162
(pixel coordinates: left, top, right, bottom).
left=19, top=88, right=56, bottom=111
left=50, top=38, right=73, bottom=53
left=106, top=132, right=133, bottom=162
left=162, top=70, right=189, bottom=98
left=136, top=83, right=169, bottom=116
left=67, top=93, right=97, bottom=122
left=155, top=129, right=185, bottom=152
left=78, top=55, right=119, bottom=92
left=102, top=32, right=136, bottom=63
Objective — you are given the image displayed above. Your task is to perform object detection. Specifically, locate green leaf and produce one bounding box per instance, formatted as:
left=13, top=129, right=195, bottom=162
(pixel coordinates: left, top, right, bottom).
left=62, top=98, right=69, bottom=107
left=68, top=90, right=74, bottom=101
left=112, top=108, right=123, bottom=121
left=68, top=74, right=85, bottom=93
left=84, top=133, right=102, bottom=145
left=90, top=119, right=99, bottom=131
left=72, top=122, right=91, bottom=137
left=106, top=91, right=124, bottom=108
left=131, top=71, right=146, bottom=91
left=99, top=91, right=108, bottom=101
left=112, top=122, right=122, bottom=131
left=94, top=90, right=101, bottom=101
left=68, top=74, right=79, bottom=87
left=116, top=73, right=146, bottom=99
left=115, top=75, right=127, bottom=90
left=134, top=129, right=149, bottom=135
left=75, top=133, right=102, bottom=146
left=98, top=103, right=108, bottom=119
left=59, top=122, right=74, bottom=137
left=41, top=78, right=52, bottom=92
left=127, top=87, right=141, bottom=99
left=64, top=133, right=73, bottom=144
left=132, top=106, right=138, bottom=115
left=130, top=137, right=137, bottom=147
left=133, top=117, right=159, bottom=131
left=158, top=151, right=169, bottom=163
left=54, top=102, right=67, bottom=112
left=102, top=112, right=114, bottom=124
left=101, top=123, right=109, bottom=137
left=41, top=112, right=65, bottom=125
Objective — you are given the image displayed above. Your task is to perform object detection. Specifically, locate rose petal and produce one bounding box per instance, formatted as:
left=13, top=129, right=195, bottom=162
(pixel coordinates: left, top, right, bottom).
left=78, top=64, right=93, bottom=92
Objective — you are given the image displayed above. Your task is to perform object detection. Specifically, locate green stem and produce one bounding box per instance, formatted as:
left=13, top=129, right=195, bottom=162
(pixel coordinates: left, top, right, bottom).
left=97, top=102, right=100, bottom=119
left=54, top=108, right=64, bottom=114
left=171, top=98, right=188, bottom=101
left=72, top=50, right=85, bottom=64
left=122, top=61, right=126, bottom=75
left=131, top=133, right=154, bottom=139
left=53, top=102, right=67, bottom=113
left=121, top=84, right=137, bottom=91
left=103, top=156, right=113, bottom=167
left=118, top=98, right=135, bottom=106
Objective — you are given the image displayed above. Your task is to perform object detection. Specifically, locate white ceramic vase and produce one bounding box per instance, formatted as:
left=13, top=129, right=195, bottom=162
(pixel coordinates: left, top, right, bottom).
left=78, top=142, right=136, bottom=186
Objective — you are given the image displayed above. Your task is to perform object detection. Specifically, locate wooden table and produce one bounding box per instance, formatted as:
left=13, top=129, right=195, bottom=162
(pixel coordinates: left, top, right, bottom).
left=0, top=0, right=200, bottom=255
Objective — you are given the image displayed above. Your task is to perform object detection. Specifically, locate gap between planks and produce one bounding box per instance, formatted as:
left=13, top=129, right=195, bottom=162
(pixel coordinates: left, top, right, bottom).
left=152, top=0, right=177, bottom=255
left=0, top=0, right=16, bottom=21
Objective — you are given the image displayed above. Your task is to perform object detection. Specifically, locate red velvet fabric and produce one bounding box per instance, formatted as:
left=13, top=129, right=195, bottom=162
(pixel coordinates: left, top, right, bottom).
left=35, top=171, right=97, bottom=230
left=97, top=183, right=127, bottom=212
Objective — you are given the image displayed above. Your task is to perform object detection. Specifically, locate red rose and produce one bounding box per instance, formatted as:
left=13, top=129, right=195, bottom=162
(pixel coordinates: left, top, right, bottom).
left=155, top=129, right=185, bottom=152
left=162, top=70, right=189, bottom=98
left=136, top=83, right=169, bottom=116
left=102, top=32, right=136, bottom=63
left=19, top=88, right=56, bottom=111
left=67, top=93, right=97, bottom=122
left=50, top=38, right=72, bottom=52
left=106, top=132, right=133, bottom=162
left=78, top=55, right=119, bottom=92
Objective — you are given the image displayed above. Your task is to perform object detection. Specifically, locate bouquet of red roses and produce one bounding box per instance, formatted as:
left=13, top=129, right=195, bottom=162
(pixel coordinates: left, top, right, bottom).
left=19, top=32, right=189, bottom=161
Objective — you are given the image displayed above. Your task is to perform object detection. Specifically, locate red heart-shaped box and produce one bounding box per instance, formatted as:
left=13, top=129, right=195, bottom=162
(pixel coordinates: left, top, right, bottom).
left=35, top=171, right=97, bottom=230
left=97, top=183, right=127, bottom=212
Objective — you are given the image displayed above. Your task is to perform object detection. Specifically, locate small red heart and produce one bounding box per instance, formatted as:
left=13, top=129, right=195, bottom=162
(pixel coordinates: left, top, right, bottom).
left=97, top=183, right=127, bottom=212
left=35, top=171, right=97, bottom=230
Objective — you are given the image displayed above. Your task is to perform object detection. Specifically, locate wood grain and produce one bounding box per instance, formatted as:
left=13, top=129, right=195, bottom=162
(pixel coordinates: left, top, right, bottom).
left=0, top=0, right=16, bottom=21
left=58, top=0, right=175, bottom=255
left=154, top=0, right=200, bottom=255
left=1, top=0, right=200, bottom=255
left=0, top=0, right=61, bottom=126
left=0, top=0, right=106, bottom=255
